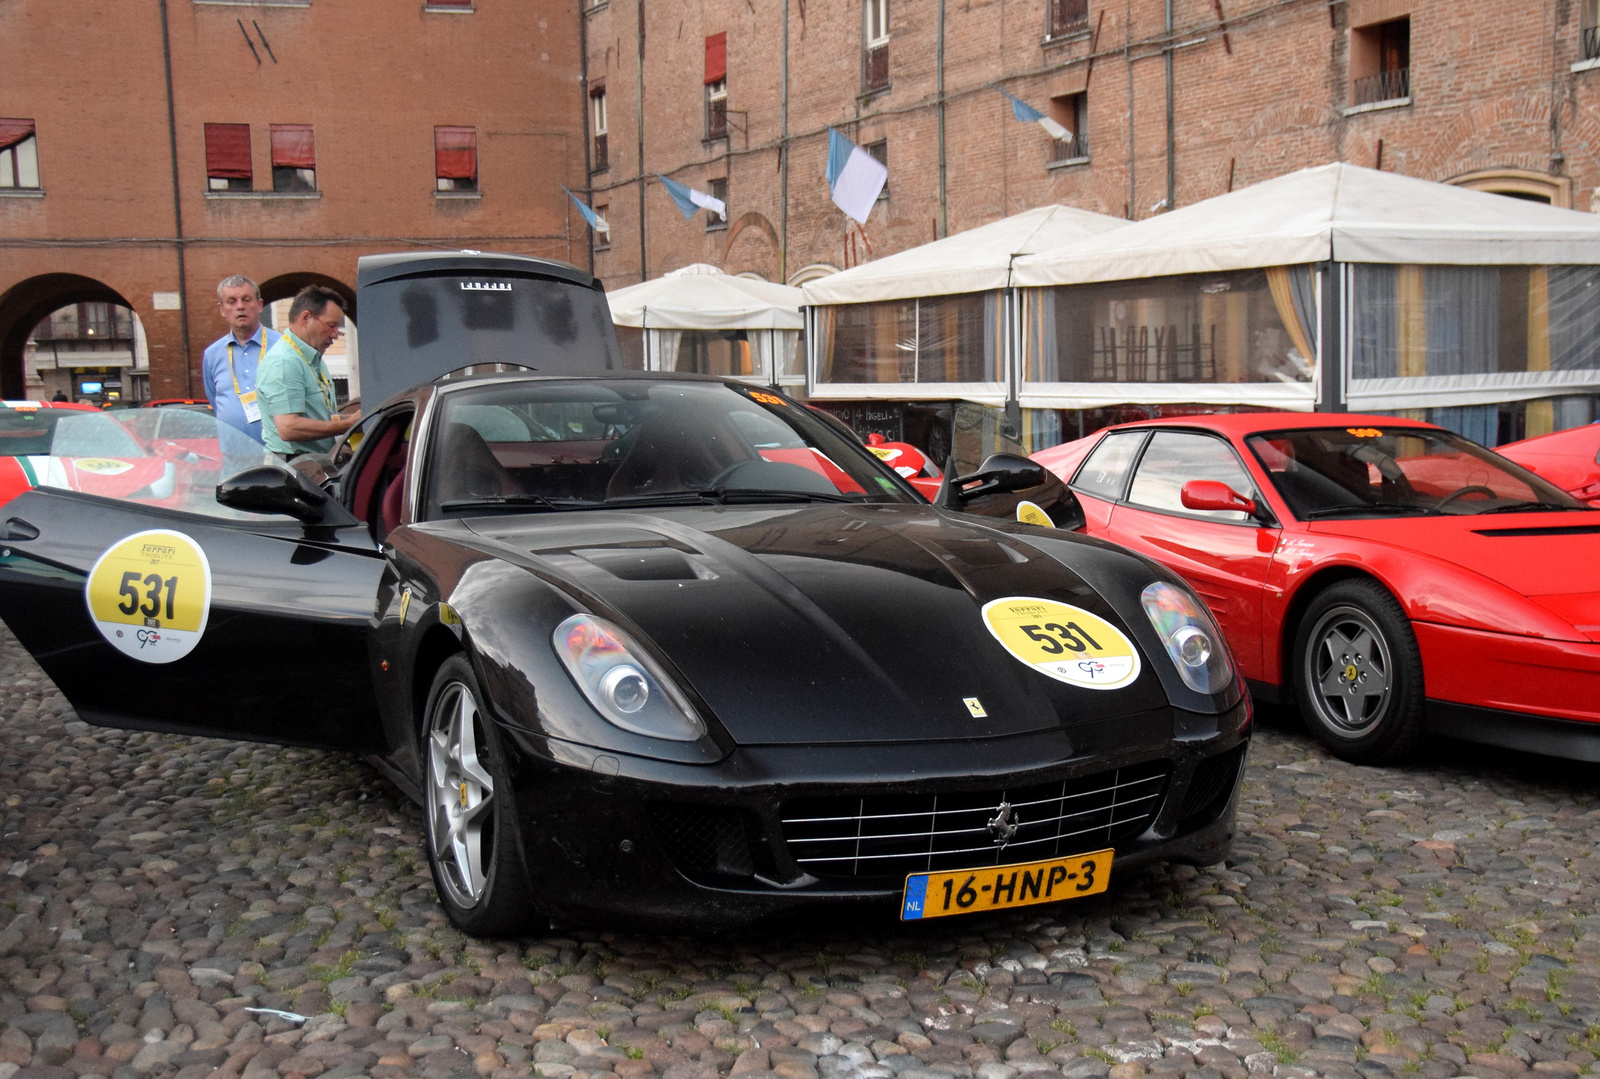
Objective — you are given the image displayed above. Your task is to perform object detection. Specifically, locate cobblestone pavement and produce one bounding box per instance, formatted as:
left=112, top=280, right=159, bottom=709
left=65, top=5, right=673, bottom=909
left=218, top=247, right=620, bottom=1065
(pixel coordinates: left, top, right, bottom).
left=3, top=629, right=1599, bottom=1079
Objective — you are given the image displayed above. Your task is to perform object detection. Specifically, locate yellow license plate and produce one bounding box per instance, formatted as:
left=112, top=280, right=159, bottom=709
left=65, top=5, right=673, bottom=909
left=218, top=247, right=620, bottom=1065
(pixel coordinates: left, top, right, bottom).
left=900, top=849, right=1113, bottom=920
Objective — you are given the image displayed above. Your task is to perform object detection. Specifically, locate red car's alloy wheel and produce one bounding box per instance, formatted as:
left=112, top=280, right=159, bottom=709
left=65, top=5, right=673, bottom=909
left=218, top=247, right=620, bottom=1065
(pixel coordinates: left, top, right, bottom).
left=1292, top=580, right=1424, bottom=765
left=1304, top=605, right=1394, bottom=737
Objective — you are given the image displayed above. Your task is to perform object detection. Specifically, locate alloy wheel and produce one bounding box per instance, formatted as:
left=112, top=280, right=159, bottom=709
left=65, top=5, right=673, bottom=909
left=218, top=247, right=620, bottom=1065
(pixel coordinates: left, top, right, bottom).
left=1303, top=604, right=1394, bottom=739
left=426, top=679, right=496, bottom=908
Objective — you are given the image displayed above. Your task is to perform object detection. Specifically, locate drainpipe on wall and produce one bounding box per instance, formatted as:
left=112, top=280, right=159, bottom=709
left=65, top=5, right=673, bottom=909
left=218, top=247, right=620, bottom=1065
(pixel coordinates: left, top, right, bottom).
left=636, top=0, right=648, bottom=282
left=1164, top=0, right=1174, bottom=214
left=781, top=0, right=789, bottom=281
left=937, top=0, right=948, bottom=238
left=579, top=0, right=595, bottom=276
left=158, top=0, right=192, bottom=397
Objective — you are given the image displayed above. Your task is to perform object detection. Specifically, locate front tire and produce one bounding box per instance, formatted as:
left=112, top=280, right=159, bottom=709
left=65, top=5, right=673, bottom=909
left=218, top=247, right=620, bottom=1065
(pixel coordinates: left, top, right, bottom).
left=1291, top=579, right=1425, bottom=765
left=422, top=654, right=539, bottom=936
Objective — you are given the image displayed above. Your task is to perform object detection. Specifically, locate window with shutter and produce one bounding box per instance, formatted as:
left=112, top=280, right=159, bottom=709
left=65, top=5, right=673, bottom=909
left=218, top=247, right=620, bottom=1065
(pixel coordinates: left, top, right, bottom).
left=204, top=123, right=252, bottom=191
left=435, top=126, right=478, bottom=192
left=270, top=124, right=316, bottom=192
left=0, top=119, right=39, bottom=189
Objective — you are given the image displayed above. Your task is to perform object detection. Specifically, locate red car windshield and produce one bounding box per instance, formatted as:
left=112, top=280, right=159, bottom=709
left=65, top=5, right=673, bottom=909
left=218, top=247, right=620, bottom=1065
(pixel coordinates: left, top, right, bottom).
left=1246, top=426, right=1584, bottom=519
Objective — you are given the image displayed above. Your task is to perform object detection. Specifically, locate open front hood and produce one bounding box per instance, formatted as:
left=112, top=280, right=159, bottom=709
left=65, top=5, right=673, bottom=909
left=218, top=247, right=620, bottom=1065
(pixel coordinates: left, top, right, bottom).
left=465, top=504, right=1176, bottom=745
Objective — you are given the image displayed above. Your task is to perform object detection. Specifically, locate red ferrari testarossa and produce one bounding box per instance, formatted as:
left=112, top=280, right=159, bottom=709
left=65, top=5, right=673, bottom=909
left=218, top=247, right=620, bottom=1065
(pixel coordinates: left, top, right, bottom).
left=1032, top=413, right=1600, bottom=764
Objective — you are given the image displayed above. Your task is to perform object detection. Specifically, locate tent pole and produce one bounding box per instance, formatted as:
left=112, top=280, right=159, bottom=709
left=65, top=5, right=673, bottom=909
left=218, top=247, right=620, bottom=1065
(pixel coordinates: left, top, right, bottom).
left=1317, top=261, right=1346, bottom=412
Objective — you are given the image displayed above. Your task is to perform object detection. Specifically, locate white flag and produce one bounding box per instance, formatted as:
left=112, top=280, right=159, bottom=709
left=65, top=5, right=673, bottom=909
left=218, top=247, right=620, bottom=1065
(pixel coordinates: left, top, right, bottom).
left=827, top=129, right=888, bottom=225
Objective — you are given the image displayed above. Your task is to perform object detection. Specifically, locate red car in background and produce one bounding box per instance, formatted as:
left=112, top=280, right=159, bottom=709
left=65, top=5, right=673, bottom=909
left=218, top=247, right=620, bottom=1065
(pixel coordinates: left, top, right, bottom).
left=1030, top=413, right=1600, bottom=764
left=0, top=400, right=233, bottom=510
left=1496, top=423, right=1600, bottom=507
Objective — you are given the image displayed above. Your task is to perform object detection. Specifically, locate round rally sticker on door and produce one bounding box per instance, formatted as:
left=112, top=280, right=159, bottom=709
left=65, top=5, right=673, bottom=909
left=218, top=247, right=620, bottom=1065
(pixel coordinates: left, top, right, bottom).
left=981, top=596, right=1141, bottom=690
left=84, top=530, right=212, bottom=663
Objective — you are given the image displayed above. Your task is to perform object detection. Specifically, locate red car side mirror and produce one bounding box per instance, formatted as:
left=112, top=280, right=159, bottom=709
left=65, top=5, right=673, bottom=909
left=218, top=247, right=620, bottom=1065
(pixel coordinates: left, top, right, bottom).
left=1181, top=479, right=1256, bottom=515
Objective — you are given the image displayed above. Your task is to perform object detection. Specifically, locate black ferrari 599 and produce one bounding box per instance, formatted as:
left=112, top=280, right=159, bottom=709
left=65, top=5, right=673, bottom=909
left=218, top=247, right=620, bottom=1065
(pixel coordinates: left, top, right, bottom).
left=0, top=254, right=1248, bottom=934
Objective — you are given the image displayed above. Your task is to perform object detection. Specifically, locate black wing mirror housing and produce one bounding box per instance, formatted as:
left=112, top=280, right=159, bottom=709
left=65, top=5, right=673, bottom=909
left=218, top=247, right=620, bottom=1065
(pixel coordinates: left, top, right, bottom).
left=217, top=464, right=357, bottom=526
left=946, top=453, right=1049, bottom=502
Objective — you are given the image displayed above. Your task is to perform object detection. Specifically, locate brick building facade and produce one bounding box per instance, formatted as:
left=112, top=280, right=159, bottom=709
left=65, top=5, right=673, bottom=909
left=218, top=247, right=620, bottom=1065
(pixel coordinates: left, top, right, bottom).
left=0, top=0, right=590, bottom=401
left=583, top=0, right=1600, bottom=290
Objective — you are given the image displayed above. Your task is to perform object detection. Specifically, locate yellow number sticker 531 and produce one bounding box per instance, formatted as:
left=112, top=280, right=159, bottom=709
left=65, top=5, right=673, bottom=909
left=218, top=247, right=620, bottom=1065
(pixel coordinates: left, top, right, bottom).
left=981, top=596, right=1141, bottom=690
left=84, top=529, right=212, bottom=664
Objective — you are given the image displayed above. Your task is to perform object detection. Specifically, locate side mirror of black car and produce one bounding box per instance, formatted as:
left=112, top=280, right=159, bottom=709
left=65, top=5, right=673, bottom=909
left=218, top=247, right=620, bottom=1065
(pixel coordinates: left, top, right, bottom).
left=946, top=453, right=1049, bottom=502
left=217, top=464, right=357, bottom=526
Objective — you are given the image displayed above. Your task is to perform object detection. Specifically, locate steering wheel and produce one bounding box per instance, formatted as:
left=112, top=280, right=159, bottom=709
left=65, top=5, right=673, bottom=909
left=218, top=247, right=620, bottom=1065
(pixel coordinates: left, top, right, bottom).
left=1435, top=484, right=1497, bottom=509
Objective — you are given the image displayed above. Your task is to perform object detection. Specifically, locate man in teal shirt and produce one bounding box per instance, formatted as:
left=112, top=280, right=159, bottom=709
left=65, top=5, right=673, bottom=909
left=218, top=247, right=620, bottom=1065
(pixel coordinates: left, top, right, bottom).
left=257, top=285, right=359, bottom=457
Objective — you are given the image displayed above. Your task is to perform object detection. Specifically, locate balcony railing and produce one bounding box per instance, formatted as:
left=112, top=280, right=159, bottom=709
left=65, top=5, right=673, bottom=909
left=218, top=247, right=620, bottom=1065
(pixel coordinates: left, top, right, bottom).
left=1047, top=0, right=1088, bottom=37
left=1051, top=132, right=1090, bottom=163
left=1351, top=67, right=1409, bottom=106
left=864, top=44, right=889, bottom=92
left=592, top=133, right=608, bottom=171
left=1585, top=25, right=1600, bottom=61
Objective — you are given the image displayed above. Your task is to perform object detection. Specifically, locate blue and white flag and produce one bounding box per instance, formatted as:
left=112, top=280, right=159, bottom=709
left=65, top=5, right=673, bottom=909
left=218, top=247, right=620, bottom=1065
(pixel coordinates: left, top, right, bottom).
left=826, top=129, right=888, bottom=225
left=658, top=174, right=726, bottom=221
left=561, top=186, right=609, bottom=234
left=1000, top=90, right=1070, bottom=141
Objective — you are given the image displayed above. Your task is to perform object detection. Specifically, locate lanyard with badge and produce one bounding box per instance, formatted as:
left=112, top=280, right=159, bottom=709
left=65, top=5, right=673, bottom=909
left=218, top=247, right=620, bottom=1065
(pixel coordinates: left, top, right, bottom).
left=286, top=334, right=337, bottom=414
left=226, top=327, right=264, bottom=424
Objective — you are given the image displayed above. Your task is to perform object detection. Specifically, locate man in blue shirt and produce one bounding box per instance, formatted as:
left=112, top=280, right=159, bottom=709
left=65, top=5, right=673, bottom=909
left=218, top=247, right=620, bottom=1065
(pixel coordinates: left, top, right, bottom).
left=201, top=275, right=280, bottom=444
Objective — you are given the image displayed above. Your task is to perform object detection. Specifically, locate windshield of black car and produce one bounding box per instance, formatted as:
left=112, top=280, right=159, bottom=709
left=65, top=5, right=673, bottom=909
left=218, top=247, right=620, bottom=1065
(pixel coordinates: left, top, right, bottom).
left=1247, top=426, right=1584, bottom=519
left=425, top=380, right=918, bottom=518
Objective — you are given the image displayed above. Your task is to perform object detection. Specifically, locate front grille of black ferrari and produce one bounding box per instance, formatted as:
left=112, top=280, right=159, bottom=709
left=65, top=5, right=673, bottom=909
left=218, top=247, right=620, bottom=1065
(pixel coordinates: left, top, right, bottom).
left=780, top=761, right=1170, bottom=880
left=1177, top=744, right=1246, bottom=829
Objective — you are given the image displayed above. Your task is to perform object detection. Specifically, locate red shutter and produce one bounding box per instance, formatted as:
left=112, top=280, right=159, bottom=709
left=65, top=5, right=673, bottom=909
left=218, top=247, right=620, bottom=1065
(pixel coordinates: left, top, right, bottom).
left=270, top=124, right=315, bottom=168
left=434, top=126, right=477, bottom=180
left=0, top=119, right=35, bottom=152
left=204, top=123, right=252, bottom=179
left=704, top=32, right=727, bottom=85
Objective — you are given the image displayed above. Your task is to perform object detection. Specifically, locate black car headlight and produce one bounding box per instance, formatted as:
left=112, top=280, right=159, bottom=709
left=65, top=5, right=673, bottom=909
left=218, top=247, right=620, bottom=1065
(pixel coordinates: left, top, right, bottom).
left=553, top=614, right=706, bottom=741
left=1140, top=581, right=1235, bottom=695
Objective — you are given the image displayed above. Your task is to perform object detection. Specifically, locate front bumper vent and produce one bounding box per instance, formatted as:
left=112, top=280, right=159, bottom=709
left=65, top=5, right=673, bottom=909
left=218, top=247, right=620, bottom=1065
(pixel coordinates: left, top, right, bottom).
left=780, top=761, right=1170, bottom=880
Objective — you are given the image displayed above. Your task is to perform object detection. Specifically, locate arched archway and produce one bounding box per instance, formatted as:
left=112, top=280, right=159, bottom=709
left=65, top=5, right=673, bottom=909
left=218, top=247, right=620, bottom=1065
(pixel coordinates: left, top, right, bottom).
left=257, top=272, right=360, bottom=400
left=257, top=272, right=357, bottom=320
left=1445, top=167, right=1572, bottom=208
left=0, top=274, right=135, bottom=399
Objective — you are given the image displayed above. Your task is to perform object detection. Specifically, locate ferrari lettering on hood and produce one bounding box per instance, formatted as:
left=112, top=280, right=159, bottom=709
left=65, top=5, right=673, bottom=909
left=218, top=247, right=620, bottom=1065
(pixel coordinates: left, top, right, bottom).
left=981, top=597, right=1141, bottom=690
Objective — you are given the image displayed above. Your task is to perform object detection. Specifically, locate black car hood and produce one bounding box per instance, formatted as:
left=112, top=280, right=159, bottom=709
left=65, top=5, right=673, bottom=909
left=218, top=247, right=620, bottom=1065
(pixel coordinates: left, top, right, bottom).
left=463, top=504, right=1170, bottom=745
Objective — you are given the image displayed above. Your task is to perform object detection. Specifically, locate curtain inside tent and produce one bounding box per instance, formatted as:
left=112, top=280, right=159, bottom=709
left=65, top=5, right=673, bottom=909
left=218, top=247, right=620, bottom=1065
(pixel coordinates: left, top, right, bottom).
left=672, top=330, right=755, bottom=377
left=653, top=330, right=681, bottom=372
left=1023, top=268, right=1313, bottom=388
left=753, top=330, right=804, bottom=382
left=818, top=293, right=1000, bottom=385
left=1351, top=264, right=1600, bottom=379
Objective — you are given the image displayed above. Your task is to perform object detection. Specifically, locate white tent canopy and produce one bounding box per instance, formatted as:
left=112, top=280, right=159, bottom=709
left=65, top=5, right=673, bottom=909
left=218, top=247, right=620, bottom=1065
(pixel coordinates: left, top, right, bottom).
left=606, top=263, right=804, bottom=330
left=802, top=205, right=1128, bottom=305
left=1011, top=163, right=1600, bottom=287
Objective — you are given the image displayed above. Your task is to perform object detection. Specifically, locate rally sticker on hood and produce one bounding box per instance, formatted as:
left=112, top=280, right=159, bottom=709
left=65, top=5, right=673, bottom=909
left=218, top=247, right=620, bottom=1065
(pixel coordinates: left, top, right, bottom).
left=73, top=458, right=134, bottom=476
left=981, top=597, right=1141, bottom=690
left=84, top=530, right=212, bottom=663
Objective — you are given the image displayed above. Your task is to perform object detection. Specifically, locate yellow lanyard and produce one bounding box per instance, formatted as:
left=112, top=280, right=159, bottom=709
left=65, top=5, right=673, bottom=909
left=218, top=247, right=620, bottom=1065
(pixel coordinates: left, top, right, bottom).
left=286, top=334, right=336, bottom=413
left=225, top=327, right=264, bottom=394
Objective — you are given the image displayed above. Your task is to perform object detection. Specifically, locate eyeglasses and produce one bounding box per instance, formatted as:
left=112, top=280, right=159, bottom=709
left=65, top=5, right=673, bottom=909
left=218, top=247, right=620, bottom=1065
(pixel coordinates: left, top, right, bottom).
left=315, top=315, right=345, bottom=336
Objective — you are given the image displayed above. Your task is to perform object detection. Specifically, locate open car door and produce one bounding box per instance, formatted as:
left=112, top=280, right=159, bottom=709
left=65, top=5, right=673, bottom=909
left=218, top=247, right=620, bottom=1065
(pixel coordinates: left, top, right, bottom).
left=0, top=436, right=386, bottom=752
